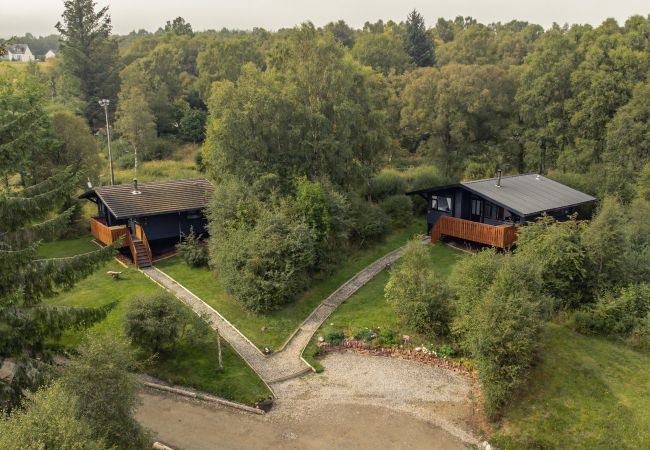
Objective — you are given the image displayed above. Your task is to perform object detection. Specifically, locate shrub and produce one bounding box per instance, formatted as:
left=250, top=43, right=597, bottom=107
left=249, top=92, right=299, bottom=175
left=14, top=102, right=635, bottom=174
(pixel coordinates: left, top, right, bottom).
left=628, top=314, right=650, bottom=352
left=385, top=238, right=452, bottom=336
left=177, top=229, right=209, bottom=267
left=0, top=382, right=106, bottom=450
left=458, top=255, right=542, bottom=419
left=353, top=327, right=377, bottom=342
left=573, top=284, right=650, bottom=336
left=367, top=169, right=407, bottom=201
left=350, top=199, right=390, bottom=246
left=143, top=138, right=174, bottom=161
left=379, top=329, right=397, bottom=345
left=325, top=331, right=345, bottom=345
left=60, top=335, right=148, bottom=449
left=516, top=215, right=588, bottom=311
left=379, top=194, right=413, bottom=227
left=214, top=208, right=316, bottom=312
left=124, top=293, right=185, bottom=354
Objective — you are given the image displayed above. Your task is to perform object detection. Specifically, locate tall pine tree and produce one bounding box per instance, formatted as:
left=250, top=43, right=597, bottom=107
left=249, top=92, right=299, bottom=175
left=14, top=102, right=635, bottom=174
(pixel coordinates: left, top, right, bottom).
left=0, top=169, right=117, bottom=411
left=404, top=9, right=435, bottom=67
left=56, top=0, right=120, bottom=127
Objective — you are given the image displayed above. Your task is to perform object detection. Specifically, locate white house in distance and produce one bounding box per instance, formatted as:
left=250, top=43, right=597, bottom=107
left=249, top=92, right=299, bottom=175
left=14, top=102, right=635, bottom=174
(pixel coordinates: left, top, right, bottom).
left=45, top=49, right=56, bottom=60
left=2, top=44, right=35, bottom=62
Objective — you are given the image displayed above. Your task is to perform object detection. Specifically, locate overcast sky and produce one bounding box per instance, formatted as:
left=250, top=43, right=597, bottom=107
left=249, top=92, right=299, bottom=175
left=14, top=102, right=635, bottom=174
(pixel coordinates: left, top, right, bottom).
left=1, top=0, right=649, bottom=37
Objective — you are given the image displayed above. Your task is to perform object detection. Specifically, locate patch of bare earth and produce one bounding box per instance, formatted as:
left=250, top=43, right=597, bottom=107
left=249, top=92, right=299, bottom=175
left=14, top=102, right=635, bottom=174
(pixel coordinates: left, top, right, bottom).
left=136, top=352, right=481, bottom=449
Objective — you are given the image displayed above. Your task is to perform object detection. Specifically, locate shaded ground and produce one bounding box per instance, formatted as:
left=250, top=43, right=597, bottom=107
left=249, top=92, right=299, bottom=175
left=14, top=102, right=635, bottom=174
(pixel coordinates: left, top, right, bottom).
left=137, top=352, right=479, bottom=449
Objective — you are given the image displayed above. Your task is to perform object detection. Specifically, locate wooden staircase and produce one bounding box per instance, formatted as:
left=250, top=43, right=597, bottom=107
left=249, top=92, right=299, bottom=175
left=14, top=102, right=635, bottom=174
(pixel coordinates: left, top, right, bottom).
left=132, top=239, right=152, bottom=268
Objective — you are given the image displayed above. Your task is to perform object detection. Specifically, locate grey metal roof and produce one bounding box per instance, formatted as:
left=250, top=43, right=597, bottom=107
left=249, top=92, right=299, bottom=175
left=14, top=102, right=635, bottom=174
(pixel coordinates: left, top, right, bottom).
left=81, top=179, right=214, bottom=219
left=461, top=174, right=596, bottom=217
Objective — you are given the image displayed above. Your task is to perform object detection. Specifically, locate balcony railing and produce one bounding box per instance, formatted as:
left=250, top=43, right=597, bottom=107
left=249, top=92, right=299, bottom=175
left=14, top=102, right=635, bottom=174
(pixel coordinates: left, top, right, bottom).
left=431, top=215, right=517, bottom=249
left=89, top=217, right=129, bottom=247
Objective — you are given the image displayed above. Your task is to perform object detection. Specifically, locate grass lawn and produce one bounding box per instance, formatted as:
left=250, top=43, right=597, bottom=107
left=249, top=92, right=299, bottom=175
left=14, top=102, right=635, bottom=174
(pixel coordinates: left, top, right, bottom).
left=157, top=221, right=427, bottom=351
left=44, top=258, right=270, bottom=405
left=37, top=234, right=98, bottom=258
left=303, top=243, right=463, bottom=369
left=494, top=324, right=650, bottom=449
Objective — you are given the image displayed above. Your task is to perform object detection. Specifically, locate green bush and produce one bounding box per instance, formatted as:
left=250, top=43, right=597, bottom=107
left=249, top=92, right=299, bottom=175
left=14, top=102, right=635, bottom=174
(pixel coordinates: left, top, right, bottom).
left=213, top=208, right=316, bottom=313
left=367, top=169, right=407, bottom=201
left=385, top=238, right=452, bottom=336
left=628, top=314, right=650, bottom=352
left=456, top=255, right=542, bottom=419
left=325, top=331, right=345, bottom=345
left=573, top=284, right=650, bottom=336
left=143, top=138, right=175, bottom=161
left=353, top=327, right=377, bottom=342
left=379, top=195, right=413, bottom=227
left=124, top=293, right=186, bottom=354
left=350, top=199, right=390, bottom=246
left=379, top=328, right=397, bottom=345
left=177, top=229, right=209, bottom=267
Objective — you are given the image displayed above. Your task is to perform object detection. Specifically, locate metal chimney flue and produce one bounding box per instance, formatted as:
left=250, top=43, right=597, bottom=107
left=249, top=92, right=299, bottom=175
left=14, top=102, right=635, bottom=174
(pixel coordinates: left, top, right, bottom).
left=132, top=178, right=141, bottom=195
left=496, top=169, right=502, bottom=187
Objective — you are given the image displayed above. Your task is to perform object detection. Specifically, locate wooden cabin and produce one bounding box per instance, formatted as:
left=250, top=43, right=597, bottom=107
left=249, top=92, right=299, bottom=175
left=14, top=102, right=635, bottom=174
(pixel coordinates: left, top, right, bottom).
left=406, top=172, right=596, bottom=249
left=80, top=179, right=214, bottom=268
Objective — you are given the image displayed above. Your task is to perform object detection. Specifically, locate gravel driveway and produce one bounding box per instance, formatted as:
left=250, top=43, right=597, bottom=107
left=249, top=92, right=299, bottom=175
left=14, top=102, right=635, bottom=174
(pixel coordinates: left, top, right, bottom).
left=137, top=352, right=479, bottom=449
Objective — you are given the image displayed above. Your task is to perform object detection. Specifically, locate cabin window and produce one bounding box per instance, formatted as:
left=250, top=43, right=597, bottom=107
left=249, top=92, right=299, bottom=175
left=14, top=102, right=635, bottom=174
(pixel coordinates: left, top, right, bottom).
left=471, top=199, right=482, bottom=216
left=496, top=206, right=505, bottom=220
left=186, top=211, right=202, bottom=220
left=431, top=195, right=452, bottom=212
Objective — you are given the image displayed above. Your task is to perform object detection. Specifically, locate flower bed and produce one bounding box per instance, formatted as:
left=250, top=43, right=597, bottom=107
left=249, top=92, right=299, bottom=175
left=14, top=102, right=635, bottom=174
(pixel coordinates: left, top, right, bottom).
left=317, top=339, right=475, bottom=377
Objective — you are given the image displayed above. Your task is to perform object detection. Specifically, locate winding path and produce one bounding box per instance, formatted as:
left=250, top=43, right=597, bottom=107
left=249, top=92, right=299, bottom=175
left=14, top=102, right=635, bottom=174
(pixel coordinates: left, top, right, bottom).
left=141, top=245, right=407, bottom=387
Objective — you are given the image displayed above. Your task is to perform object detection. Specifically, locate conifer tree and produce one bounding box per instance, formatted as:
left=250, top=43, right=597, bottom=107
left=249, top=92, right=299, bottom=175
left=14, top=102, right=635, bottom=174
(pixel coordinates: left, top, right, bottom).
left=404, top=9, right=435, bottom=67
left=0, top=169, right=117, bottom=411
left=56, top=0, right=120, bottom=126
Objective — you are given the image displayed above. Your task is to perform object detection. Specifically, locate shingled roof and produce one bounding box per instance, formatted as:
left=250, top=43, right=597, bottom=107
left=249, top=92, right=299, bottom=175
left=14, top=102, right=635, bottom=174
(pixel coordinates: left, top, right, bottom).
left=80, top=179, right=214, bottom=219
left=407, top=174, right=596, bottom=217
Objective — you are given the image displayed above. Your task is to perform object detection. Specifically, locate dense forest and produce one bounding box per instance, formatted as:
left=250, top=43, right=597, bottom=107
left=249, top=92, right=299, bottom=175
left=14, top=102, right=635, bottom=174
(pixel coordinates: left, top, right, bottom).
left=2, top=1, right=650, bottom=446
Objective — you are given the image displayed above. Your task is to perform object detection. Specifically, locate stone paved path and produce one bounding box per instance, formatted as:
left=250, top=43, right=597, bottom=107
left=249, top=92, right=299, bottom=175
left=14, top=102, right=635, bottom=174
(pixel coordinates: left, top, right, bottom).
left=141, top=244, right=408, bottom=388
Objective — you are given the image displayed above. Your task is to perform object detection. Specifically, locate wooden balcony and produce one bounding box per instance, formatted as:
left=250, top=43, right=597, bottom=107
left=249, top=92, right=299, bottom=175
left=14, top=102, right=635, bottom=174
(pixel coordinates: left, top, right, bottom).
left=431, top=215, right=517, bottom=249
left=89, top=217, right=153, bottom=268
left=89, top=217, right=129, bottom=246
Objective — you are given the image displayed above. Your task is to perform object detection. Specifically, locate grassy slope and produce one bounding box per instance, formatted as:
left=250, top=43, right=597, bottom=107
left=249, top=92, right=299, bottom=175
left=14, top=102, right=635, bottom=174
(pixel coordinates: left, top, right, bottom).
left=37, top=235, right=99, bottom=258
left=157, top=221, right=426, bottom=350
left=495, top=324, right=650, bottom=449
left=44, top=259, right=270, bottom=404
left=303, top=243, right=462, bottom=368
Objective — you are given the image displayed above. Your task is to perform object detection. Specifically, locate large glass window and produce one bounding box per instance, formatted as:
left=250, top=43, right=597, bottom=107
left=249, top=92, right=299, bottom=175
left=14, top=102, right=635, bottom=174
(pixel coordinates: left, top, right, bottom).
left=431, top=195, right=452, bottom=212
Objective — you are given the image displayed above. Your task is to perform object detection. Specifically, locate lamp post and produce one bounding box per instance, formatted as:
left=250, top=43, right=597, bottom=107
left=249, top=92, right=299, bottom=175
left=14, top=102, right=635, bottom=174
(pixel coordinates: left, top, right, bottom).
left=98, top=99, right=115, bottom=185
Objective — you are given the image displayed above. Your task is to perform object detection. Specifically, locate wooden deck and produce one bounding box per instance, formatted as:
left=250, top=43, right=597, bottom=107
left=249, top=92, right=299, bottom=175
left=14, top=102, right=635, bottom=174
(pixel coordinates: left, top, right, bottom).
left=431, top=215, right=517, bottom=249
left=89, top=217, right=153, bottom=268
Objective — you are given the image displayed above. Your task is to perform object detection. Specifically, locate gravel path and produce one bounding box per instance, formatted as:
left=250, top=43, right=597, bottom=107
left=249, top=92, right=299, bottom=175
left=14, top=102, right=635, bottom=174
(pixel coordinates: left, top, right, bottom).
left=142, top=244, right=408, bottom=385
left=136, top=351, right=478, bottom=449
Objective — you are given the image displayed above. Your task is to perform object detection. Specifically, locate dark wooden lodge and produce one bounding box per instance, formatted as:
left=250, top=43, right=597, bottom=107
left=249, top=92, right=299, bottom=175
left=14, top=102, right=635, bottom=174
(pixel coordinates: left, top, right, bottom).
left=80, top=179, right=214, bottom=268
left=406, top=172, right=596, bottom=249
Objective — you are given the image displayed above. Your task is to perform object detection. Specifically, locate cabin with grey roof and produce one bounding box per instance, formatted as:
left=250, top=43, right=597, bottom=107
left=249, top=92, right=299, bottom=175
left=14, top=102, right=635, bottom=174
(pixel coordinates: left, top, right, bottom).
left=406, top=172, right=596, bottom=247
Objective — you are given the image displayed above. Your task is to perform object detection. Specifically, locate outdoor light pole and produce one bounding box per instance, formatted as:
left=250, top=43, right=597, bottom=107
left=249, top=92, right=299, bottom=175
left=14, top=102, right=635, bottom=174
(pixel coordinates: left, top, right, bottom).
left=99, top=99, right=115, bottom=185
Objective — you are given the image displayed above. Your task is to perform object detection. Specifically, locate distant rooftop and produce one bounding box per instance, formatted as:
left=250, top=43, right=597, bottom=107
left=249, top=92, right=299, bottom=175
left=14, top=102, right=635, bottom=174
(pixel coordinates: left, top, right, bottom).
left=6, top=44, right=30, bottom=54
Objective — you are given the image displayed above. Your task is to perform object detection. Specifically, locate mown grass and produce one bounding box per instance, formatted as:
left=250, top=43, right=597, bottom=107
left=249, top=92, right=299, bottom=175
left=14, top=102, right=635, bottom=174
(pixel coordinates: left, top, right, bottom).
left=157, top=221, right=427, bottom=351
left=303, top=243, right=463, bottom=369
left=494, top=324, right=650, bottom=449
left=44, top=258, right=270, bottom=404
left=37, top=234, right=98, bottom=258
